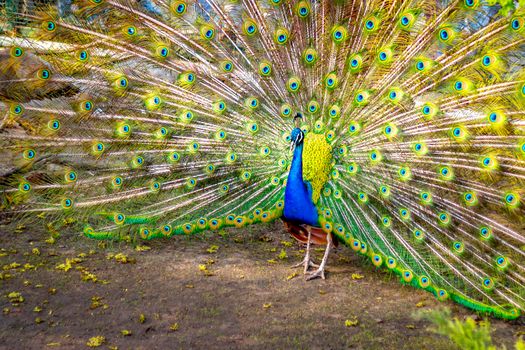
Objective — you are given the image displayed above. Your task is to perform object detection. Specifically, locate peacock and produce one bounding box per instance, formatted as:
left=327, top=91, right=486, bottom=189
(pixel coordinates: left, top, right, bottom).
left=0, top=0, right=524, bottom=320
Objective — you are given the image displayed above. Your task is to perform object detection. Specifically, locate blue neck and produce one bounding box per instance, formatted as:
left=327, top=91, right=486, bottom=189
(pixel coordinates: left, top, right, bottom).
left=283, top=143, right=319, bottom=227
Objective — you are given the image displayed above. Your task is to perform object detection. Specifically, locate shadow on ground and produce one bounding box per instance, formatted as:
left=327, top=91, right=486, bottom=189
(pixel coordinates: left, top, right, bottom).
left=0, top=221, right=523, bottom=349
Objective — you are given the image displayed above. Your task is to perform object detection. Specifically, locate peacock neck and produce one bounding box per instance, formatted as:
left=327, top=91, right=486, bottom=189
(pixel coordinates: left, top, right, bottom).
left=283, top=142, right=319, bottom=227
left=289, top=142, right=304, bottom=185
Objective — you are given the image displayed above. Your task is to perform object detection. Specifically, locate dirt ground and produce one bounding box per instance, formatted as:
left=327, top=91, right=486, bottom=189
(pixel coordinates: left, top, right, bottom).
left=0, top=220, right=523, bottom=350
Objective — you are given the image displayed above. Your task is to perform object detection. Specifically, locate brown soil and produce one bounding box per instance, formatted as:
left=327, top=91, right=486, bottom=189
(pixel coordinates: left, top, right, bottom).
left=0, top=221, right=523, bottom=349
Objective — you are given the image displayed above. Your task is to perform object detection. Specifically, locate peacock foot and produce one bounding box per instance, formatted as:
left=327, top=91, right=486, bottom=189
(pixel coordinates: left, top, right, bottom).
left=292, top=258, right=319, bottom=274
left=305, top=267, right=326, bottom=281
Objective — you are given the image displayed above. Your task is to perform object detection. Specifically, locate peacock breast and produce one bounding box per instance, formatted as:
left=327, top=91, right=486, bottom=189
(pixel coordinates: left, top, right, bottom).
left=302, top=133, right=332, bottom=204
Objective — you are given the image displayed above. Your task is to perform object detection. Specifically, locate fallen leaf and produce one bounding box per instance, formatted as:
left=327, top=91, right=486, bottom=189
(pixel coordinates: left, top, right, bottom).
left=278, top=249, right=288, bottom=260
left=286, top=272, right=298, bottom=281
left=86, top=336, right=105, bottom=347
left=7, top=291, right=24, bottom=305
left=113, top=253, right=135, bottom=264
left=206, top=245, right=219, bottom=254
left=263, top=303, right=272, bottom=309
left=351, top=273, right=364, bottom=280
left=169, top=323, right=179, bottom=331
left=55, top=259, right=73, bottom=272
left=135, top=245, right=151, bottom=252
left=90, top=296, right=104, bottom=310
left=345, top=318, right=359, bottom=327
left=120, top=330, right=132, bottom=336
left=280, top=241, right=293, bottom=247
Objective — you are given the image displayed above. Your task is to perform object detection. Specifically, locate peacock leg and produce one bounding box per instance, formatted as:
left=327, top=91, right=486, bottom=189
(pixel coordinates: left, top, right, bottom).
left=292, top=229, right=318, bottom=273
left=305, top=233, right=332, bottom=281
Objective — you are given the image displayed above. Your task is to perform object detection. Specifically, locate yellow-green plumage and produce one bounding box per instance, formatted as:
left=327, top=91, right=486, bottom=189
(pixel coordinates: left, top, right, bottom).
left=302, top=133, right=332, bottom=204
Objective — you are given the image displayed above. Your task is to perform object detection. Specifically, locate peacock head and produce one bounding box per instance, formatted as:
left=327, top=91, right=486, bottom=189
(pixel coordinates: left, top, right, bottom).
left=290, top=113, right=305, bottom=152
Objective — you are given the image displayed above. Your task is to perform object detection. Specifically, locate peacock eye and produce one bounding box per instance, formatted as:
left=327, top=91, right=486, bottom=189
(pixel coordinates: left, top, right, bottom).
left=46, top=21, right=56, bottom=31
left=13, top=47, right=23, bottom=57
left=11, top=105, right=22, bottom=115
left=512, top=18, right=521, bottom=30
